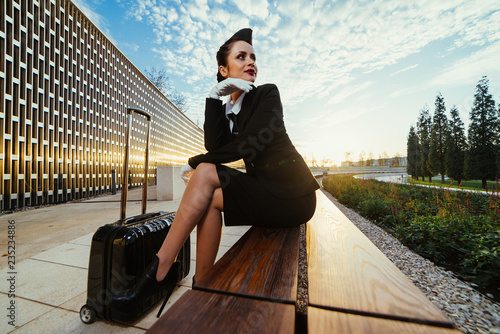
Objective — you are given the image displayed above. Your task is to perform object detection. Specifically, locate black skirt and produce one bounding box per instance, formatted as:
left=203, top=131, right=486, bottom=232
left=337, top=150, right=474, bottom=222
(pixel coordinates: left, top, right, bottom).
left=216, top=165, right=316, bottom=227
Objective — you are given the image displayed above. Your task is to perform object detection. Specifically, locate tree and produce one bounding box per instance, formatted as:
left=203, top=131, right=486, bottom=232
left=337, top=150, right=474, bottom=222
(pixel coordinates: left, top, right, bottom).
left=445, top=106, right=466, bottom=184
left=144, top=67, right=172, bottom=95
left=358, top=151, right=366, bottom=167
left=144, top=67, right=187, bottom=112
left=344, top=152, right=353, bottom=166
left=417, top=106, right=433, bottom=182
left=378, top=151, right=389, bottom=166
left=497, top=103, right=500, bottom=177
left=366, top=152, right=374, bottom=166
left=429, top=93, right=449, bottom=183
left=170, top=93, right=187, bottom=112
left=407, top=126, right=420, bottom=179
left=466, top=76, right=498, bottom=189
left=321, top=158, right=331, bottom=168
left=392, top=152, right=402, bottom=167
left=311, top=154, right=318, bottom=167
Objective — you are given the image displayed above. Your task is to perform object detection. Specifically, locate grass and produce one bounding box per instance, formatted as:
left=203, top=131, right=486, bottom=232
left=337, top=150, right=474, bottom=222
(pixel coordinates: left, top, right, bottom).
left=408, top=178, right=500, bottom=192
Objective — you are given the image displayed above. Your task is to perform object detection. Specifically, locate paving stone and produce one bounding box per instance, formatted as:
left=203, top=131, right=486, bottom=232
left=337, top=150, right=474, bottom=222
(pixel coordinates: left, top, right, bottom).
left=0, top=260, right=87, bottom=307
left=0, top=293, right=54, bottom=333
left=10, top=308, right=145, bottom=334
left=31, top=243, right=90, bottom=269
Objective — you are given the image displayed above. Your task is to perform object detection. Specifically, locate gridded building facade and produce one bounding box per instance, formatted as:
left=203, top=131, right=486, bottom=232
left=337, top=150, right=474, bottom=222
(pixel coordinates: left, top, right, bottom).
left=0, top=0, right=205, bottom=210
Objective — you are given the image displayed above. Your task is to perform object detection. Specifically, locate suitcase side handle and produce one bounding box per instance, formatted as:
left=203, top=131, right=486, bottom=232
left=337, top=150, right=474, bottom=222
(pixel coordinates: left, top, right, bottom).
left=120, top=107, right=152, bottom=222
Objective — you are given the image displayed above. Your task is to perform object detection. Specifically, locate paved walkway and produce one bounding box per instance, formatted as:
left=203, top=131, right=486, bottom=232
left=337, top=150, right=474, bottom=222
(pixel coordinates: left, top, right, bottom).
left=0, top=186, right=249, bottom=333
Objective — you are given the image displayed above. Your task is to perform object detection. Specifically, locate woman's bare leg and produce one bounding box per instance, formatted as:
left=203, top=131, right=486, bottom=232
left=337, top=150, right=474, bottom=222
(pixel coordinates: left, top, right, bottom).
left=195, top=188, right=223, bottom=279
left=155, top=163, right=222, bottom=281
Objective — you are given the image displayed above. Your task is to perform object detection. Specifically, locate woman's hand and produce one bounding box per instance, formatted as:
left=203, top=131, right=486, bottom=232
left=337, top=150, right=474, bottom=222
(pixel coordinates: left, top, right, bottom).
left=180, top=163, right=194, bottom=184
left=208, top=78, right=254, bottom=99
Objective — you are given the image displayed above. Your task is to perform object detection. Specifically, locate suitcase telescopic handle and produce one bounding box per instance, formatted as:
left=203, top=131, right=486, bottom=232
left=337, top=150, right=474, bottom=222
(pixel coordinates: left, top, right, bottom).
left=128, top=107, right=152, bottom=121
left=120, top=107, right=152, bottom=222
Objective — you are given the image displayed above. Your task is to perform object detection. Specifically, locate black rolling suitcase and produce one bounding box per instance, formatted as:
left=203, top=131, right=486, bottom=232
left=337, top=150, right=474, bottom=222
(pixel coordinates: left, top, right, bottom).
left=80, top=108, right=190, bottom=324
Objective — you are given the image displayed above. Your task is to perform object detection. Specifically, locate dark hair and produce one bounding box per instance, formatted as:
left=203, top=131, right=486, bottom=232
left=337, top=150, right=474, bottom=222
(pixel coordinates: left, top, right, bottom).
left=216, top=40, right=236, bottom=82
left=216, top=29, right=253, bottom=82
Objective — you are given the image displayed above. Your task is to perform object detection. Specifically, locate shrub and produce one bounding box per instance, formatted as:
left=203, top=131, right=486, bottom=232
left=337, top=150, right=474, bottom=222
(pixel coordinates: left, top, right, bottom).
left=358, top=197, right=391, bottom=222
left=323, top=174, right=500, bottom=288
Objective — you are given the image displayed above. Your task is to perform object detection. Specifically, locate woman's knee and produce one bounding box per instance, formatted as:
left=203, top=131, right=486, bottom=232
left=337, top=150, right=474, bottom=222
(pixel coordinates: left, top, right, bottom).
left=193, top=163, right=220, bottom=186
left=195, top=162, right=215, bottom=174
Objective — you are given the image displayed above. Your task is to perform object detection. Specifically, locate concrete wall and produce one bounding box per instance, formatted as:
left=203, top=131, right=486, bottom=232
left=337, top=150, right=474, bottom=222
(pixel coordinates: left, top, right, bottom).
left=156, top=166, right=186, bottom=201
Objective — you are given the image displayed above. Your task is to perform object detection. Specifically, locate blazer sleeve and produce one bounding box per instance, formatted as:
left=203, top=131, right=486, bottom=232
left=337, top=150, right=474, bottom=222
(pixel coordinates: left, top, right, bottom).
left=203, top=98, right=232, bottom=151
left=189, top=85, right=283, bottom=168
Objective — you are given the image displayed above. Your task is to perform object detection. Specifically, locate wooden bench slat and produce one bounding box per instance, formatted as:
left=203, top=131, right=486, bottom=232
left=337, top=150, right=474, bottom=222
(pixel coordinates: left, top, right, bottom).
left=195, top=226, right=300, bottom=303
left=307, top=190, right=452, bottom=325
left=308, top=307, right=460, bottom=334
left=147, top=289, right=295, bottom=334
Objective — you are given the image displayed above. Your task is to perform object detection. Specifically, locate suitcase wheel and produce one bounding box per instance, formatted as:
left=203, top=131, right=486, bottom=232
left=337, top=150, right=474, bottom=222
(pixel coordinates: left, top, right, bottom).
left=80, top=304, right=96, bottom=324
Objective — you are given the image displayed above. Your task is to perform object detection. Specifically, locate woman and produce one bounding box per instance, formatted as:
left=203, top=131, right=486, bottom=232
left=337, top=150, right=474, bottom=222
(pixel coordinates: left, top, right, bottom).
left=113, top=28, right=319, bottom=313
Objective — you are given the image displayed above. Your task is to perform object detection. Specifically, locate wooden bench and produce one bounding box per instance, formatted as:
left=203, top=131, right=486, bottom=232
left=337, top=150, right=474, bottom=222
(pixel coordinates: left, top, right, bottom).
left=148, top=290, right=295, bottom=333
left=306, top=190, right=460, bottom=333
left=147, top=226, right=301, bottom=333
left=147, top=189, right=461, bottom=333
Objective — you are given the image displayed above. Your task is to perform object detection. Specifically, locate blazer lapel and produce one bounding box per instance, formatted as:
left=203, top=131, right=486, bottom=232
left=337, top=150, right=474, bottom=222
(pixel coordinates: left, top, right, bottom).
left=237, top=87, right=257, bottom=130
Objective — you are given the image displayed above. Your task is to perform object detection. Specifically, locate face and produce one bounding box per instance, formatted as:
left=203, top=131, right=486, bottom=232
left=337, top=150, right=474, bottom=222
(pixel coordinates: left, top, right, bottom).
left=219, top=40, right=257, bottom=82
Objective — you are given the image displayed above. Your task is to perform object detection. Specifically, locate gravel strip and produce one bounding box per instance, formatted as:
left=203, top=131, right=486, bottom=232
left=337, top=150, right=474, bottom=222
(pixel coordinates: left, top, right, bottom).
left=297, top=223, right=308, bottom=314
left=322, top=190, right=500, bottom=334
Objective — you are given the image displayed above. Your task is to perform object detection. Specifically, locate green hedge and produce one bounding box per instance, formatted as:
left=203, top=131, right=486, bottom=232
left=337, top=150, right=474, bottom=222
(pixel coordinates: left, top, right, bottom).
left=323, top=175, right=500, bottom=288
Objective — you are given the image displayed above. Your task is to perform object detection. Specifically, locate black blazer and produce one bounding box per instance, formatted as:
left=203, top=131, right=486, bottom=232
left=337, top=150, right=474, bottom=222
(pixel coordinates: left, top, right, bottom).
left=188, top=84, right=319, bottom=199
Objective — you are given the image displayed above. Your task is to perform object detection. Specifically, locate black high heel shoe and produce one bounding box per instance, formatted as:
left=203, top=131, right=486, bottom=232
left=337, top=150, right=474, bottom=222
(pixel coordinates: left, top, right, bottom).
left=108, top=255, right=180, bottom=318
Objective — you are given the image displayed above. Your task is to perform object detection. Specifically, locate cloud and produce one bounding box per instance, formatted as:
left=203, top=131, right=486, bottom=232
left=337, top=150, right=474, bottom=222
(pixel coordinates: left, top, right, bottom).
left=120, top=42, right=140, bottom=53
left=327, top=81, right=376, bottom=105
left=389, top=87, right=413, bottom=98
left=317, top=105, right=385, bottom=130
left=120, top=0, right=500, bottom=125
left=451, top=4, right=500, bottom=48
left=72, top=0, right=115, bottom=42
left=430, top=41, right=500, bottom=87
left=231, top=0, right=269, bottom=20
left=390, top=64, right=419, bottom=77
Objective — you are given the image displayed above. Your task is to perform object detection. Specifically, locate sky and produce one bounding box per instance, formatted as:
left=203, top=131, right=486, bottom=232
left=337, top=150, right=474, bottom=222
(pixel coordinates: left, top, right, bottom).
left=72, top=0, right=500, bottom=166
